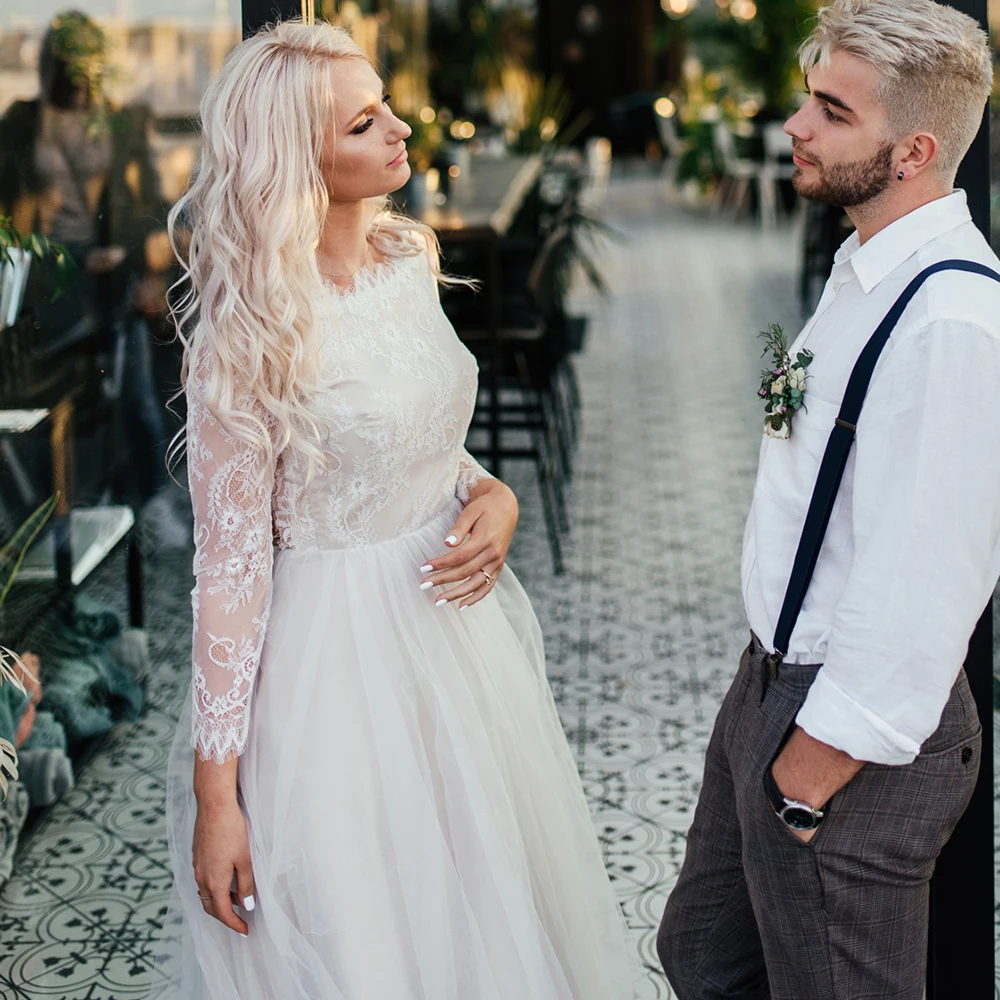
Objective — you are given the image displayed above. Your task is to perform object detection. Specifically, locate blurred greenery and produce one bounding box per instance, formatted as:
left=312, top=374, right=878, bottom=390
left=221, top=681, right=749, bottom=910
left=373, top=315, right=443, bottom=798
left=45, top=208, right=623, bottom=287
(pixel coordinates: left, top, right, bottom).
left=0, top=217, right=77, bottom=304
left=428, top=0, right=534, bottom=116
left=690, top=1, right=816, bottom=115
left=398, top=114, right=444, bottom=173
left=508, top=74, right=591, bottom=155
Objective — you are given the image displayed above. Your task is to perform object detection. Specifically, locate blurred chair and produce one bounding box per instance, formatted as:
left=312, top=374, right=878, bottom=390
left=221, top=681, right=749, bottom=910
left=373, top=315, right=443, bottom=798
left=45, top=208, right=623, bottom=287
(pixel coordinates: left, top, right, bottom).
left=581, top=137, right=612, bottom=211
left=713, top=123, right=765, bottom=223
left=760, top=123, right=797, bottom=229
left=655, top=114, right=686, bottom=191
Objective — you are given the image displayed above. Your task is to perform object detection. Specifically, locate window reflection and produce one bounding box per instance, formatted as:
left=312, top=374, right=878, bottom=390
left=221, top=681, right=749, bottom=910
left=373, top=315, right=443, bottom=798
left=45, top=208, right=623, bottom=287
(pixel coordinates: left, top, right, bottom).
left=0, top=4, right=240, bottom=532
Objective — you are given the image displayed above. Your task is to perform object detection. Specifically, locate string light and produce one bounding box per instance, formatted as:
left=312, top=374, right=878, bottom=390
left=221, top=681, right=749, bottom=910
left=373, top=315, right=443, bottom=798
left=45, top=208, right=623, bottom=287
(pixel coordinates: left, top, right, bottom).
left=731, top=0, right=756, bottom=20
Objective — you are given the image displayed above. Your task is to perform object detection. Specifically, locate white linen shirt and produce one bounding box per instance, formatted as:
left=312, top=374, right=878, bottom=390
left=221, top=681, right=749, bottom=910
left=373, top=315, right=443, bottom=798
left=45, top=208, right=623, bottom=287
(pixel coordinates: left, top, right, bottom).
left=742, top=190, right=1000, bottom=766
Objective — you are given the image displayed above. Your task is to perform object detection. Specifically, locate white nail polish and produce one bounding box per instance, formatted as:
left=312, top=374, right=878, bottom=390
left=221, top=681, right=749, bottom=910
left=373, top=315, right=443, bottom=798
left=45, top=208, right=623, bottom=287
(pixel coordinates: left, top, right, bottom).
left=420, top=581, right=434, bottom=591
left=445, top=535, right=458, bottom=546
left=419, top=564, right=434, bottom=573
left=242, top=895, right=256, bottom=911
left=435, top=598, right=448, bottom=607
left=459, top=604, right=470, bottom=612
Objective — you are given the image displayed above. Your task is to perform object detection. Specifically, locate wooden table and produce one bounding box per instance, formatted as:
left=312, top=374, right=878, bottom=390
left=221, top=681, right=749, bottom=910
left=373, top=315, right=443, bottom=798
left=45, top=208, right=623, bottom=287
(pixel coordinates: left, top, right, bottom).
left=411, top=153, right=543, bottom=477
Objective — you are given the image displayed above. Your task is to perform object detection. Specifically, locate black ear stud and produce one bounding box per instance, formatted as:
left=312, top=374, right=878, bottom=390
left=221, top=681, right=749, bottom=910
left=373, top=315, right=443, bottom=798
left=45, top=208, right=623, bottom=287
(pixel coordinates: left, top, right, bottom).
left=898, top=171, right=905, bottom=181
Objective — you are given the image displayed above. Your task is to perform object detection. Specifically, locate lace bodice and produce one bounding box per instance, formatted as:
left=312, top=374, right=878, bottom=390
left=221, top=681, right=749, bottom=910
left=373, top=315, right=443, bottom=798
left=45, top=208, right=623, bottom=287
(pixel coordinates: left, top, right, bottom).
left=186, top=251, right=493, bottom=763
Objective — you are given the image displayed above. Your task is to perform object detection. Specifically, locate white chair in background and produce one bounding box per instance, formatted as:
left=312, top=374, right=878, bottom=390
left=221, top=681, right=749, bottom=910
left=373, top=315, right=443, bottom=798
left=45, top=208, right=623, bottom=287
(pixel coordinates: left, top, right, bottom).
left=760, top=123, right=797, bottom=229
left=581, top=136, right=612, bottom=210
left=713, top=123, right=765, bottom=222
left=655, top=113, right=686, bottom=191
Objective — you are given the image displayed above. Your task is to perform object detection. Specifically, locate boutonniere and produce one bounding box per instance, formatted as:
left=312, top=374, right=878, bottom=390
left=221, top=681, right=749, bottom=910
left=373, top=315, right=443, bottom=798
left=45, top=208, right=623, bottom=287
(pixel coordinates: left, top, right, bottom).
left=758, top=323, right=813, bottom=440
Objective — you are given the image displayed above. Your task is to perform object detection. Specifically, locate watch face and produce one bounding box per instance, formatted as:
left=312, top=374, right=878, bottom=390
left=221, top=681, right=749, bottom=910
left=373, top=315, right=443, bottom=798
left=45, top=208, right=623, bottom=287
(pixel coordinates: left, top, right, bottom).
left=782, top=806, right=816, bottom=831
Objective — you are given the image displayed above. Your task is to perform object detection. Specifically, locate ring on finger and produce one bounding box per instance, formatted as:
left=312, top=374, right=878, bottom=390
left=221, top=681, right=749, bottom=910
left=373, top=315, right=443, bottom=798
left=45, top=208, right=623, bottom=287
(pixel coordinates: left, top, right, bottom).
left=483, top=570, right=495, bottom=586
left=197, top=891, right=211, bottom=902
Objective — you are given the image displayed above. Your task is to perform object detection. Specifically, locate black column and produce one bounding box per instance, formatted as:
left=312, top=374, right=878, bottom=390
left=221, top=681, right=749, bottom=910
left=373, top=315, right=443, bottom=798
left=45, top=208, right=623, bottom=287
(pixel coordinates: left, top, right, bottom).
left=242, top=0, right=300, bottom=39
left=927, top=7, right=994, bottom=1000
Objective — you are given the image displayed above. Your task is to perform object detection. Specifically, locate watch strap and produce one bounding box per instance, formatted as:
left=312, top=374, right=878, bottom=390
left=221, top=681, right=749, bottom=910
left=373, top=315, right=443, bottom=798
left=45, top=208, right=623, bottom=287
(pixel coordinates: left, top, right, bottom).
left=763, top=761, right=789, bottom=814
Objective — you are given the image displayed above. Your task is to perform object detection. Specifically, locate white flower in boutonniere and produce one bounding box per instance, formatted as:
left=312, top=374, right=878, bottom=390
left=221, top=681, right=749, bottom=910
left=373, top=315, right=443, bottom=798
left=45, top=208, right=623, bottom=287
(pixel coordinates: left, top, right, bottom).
left=758, top=323, right=814, bottom=439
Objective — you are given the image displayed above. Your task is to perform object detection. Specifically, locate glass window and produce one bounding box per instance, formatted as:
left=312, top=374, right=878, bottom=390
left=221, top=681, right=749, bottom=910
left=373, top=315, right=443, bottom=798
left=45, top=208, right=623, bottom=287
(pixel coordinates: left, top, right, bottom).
left=0, top=3, right=240, bottom=542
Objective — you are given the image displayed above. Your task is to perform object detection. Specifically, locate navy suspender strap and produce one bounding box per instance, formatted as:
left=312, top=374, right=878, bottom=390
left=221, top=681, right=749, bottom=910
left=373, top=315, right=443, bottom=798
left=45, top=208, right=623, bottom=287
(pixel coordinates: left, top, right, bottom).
left=769, top=259, right=1000, bottom=671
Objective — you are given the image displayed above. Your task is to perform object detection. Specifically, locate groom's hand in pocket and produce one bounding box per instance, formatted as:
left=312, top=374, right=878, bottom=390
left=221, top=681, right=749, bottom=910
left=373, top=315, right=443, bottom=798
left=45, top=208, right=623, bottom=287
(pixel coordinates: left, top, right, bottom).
left=419, top=480, right=519, bottom=610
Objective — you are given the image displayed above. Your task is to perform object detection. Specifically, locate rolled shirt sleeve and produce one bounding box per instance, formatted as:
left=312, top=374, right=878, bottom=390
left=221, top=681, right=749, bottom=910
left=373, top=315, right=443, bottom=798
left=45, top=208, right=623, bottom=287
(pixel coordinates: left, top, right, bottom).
left=796, top=320, right=1000, bottom=765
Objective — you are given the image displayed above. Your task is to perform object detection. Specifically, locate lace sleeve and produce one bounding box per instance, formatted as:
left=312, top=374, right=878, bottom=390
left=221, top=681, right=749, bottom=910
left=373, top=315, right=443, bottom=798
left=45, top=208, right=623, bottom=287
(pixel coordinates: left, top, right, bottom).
left=186, top=380, right=276, bottom=764
left=456, top=448, right=495, bottom=504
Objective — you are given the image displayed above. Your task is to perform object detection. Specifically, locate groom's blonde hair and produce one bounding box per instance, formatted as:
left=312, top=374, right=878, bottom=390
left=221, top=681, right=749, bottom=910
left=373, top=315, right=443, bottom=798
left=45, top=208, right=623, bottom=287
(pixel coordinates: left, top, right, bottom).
left=799, top=0, right=993, bottom=183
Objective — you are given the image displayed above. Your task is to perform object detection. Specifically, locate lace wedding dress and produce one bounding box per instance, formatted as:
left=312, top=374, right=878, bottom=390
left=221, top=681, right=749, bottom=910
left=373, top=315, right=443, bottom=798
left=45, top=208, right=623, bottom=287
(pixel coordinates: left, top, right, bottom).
left=157, top=248, right=638, bottom=999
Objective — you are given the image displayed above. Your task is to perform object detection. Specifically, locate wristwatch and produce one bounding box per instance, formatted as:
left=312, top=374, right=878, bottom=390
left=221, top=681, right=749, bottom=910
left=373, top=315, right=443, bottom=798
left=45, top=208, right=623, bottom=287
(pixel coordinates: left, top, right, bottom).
left=764, top=763, right=826, bottom=832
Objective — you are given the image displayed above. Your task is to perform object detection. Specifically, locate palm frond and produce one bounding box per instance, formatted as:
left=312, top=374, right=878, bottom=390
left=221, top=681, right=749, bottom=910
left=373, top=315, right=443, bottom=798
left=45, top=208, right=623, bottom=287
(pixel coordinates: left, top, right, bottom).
left=0, top=736, right=17, bottom=799
left=0, top=646, right=31, bottom=696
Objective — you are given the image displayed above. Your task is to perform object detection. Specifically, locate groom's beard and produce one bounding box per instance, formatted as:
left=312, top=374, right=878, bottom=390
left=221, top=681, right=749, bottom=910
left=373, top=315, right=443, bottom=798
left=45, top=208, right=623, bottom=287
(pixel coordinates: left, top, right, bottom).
left=791, top=141, right=896, bottom=208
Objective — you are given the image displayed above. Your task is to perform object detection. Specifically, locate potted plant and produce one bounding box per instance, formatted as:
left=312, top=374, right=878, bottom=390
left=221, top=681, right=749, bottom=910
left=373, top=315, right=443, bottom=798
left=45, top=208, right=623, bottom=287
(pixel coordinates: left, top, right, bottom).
left=0, top=216, right=76, bottom=330
left=531, top=198, right=620, bottom=352
left=0, top=493, right=59, bottom=798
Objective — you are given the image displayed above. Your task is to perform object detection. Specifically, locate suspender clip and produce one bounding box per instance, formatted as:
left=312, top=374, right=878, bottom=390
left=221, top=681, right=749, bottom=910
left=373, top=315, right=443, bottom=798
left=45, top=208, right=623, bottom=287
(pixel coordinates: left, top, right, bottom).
left=767, top=651, right=784, bottom=680
left=834, top=418, right=856, bottom=433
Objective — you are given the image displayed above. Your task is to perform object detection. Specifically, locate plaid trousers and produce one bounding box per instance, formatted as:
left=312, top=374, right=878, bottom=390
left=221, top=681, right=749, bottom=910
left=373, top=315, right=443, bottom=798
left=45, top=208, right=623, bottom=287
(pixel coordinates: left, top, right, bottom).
left=657, top=634, right=981, bottom=1000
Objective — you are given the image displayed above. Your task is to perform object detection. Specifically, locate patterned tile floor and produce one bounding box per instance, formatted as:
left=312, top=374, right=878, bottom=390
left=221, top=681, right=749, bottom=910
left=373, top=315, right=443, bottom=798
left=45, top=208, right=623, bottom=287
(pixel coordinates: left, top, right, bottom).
left=0, top=173, right=996, bottom=998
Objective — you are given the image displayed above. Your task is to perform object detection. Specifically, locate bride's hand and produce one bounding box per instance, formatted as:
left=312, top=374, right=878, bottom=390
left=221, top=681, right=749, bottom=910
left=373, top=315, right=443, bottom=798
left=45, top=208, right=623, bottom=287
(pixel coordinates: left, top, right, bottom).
left=420, top=481, right=519, bottom=610
left=192, top=792, right=256, bottom=936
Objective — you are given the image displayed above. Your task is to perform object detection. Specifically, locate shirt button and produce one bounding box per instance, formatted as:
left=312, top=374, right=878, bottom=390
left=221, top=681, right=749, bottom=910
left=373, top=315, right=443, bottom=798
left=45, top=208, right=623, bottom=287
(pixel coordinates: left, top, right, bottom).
left=833, top=281, right=842, bottom=292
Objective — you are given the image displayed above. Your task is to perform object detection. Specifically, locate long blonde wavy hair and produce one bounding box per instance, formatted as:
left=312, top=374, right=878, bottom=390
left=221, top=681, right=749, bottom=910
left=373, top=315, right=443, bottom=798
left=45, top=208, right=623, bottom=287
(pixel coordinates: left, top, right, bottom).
left=166, top=19, right=453, bottom=491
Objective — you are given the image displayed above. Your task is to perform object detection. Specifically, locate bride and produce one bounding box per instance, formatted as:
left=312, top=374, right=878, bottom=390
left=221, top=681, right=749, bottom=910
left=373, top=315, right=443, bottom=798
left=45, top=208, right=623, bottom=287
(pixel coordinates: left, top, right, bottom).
left=157, top=18, right=636, bottom=1000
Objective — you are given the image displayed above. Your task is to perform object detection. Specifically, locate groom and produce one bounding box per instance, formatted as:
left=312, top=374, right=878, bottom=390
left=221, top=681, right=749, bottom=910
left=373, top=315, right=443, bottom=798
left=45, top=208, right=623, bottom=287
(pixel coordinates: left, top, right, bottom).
left=658, top=2, right=1000, bottom=998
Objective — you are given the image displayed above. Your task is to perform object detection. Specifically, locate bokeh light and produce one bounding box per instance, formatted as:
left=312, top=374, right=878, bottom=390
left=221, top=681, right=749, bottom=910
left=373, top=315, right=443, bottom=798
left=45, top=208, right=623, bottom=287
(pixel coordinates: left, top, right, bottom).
left=654, top=97, right=677, bottom=119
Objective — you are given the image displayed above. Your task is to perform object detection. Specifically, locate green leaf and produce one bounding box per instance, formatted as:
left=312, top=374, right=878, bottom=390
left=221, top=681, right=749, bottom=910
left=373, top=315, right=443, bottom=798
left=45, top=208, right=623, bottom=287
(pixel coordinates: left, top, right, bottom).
left=0, top=493, right=59, bottom=608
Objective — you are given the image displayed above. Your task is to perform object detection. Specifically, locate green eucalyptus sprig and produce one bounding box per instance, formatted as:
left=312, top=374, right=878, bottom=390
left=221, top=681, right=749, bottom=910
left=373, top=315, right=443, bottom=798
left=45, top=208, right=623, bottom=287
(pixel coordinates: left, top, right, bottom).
left=758, top=322, right=813, bottom=439
left=1, top=216, right=77, bottom=302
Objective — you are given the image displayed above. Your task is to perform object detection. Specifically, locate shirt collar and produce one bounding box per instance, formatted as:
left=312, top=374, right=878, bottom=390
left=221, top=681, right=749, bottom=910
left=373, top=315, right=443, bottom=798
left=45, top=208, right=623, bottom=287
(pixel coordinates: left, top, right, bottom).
left=833, top=190, right=972, bottom=294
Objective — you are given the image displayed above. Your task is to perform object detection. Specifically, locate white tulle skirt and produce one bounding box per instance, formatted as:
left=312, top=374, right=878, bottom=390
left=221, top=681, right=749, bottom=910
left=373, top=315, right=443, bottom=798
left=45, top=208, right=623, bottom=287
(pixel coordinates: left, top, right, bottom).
left=157, top=500, right=639, bottom=999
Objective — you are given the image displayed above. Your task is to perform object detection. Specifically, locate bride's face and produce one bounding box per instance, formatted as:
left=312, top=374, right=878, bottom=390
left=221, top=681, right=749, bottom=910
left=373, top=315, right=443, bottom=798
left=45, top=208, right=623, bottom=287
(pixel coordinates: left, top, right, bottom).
left=321, top=59, right=412, bottom=204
